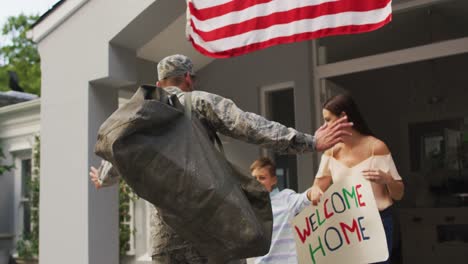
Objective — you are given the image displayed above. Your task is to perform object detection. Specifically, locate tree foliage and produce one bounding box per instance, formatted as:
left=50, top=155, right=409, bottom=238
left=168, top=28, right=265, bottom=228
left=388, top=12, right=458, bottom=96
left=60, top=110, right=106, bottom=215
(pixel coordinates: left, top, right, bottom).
left=0, top=14, right=41, bottom=95
left=0, top=146, right=14, bottom=175
left=120, top=180, right=137, bottom=256
left=16, top=135, right=40, bottom=260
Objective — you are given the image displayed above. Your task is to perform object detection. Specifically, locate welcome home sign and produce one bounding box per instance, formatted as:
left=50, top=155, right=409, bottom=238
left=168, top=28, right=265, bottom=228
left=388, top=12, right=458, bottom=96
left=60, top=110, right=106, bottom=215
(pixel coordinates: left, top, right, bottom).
left=292, top=176, right=388, bottom=264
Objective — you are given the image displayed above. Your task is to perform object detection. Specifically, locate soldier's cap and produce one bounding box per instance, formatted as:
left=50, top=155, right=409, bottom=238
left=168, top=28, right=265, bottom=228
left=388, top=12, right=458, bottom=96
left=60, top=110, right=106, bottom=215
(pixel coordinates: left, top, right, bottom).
left=157, top=54, right=195, bottom=81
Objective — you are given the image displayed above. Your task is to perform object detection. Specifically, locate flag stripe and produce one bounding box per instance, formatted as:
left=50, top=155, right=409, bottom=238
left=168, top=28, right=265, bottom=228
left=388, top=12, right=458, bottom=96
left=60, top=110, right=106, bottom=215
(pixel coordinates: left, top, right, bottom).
left=188, top=0, right=393, bottom=58
left=191, top=0, right=391, bottom=42
left=190, top=3, right=392, bottom=52
left=189, top=15, right=391, bottom=58
left=191, top=0, right=336, bottom=31
left=190, top=0, right=272, bottom=20
left=191, top=0, right=239, bottom=10
left=190, top=0, right=336, bottom=21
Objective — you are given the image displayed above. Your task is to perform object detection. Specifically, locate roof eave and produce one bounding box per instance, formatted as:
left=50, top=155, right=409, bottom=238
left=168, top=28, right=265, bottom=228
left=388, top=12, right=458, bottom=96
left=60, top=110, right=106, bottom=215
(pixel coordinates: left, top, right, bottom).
left=27, top=0, right=89, bottom=43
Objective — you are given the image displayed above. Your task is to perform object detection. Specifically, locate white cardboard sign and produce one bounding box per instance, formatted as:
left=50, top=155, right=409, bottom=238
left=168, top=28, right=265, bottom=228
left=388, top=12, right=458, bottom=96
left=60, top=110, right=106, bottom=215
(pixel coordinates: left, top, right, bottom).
left=291, top=176, right=388, bottom=264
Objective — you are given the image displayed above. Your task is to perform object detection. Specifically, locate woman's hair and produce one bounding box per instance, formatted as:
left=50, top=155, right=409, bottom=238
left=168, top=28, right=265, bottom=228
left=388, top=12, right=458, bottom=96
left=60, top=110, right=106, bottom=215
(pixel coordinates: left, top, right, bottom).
left=323, top=93, right=373, bottom=136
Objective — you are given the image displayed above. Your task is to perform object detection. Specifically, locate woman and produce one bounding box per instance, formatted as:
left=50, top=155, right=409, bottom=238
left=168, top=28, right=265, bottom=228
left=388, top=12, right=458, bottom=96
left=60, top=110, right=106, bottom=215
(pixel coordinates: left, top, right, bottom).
left=310, top=94, right=404, bottom=264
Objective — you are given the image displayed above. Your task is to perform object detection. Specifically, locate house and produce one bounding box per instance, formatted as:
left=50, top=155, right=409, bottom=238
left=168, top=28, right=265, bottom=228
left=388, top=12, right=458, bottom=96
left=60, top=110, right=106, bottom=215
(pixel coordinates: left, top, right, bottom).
left=0, top=91, right=38, bottom=108
left=0, top=95, right=149, bottom=263
left=12, top=0, right=468, bottom=263
left=0, top=95, right=40, bottom=262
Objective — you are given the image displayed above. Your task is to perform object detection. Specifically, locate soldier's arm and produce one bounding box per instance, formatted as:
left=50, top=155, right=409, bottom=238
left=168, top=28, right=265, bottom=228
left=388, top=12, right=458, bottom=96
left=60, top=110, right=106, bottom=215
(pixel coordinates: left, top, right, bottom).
left=192, top=91, right=315, bottom=154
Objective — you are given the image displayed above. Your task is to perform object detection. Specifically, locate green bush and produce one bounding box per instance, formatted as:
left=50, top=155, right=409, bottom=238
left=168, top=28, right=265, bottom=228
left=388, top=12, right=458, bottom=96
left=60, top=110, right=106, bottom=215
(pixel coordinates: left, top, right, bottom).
left=16, top=135, right=39, bottom=259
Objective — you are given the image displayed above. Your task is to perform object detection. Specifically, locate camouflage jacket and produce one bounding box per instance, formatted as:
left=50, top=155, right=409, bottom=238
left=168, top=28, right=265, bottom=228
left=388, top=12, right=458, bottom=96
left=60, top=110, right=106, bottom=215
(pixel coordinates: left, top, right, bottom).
left=97, top=86, right=316, bottom=256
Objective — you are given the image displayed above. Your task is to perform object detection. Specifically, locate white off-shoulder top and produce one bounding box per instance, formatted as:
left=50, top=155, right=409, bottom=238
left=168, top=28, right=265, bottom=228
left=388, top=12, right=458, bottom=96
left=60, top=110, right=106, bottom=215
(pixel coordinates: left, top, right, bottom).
left=315, top=148, right=402, bottom=211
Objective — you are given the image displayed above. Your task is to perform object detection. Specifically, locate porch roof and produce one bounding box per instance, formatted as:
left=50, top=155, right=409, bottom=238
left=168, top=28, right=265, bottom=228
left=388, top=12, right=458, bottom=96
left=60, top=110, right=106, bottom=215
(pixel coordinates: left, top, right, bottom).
left=29, top=0, right=213, bottom=70
left=31, top=0, right=66, bottom=28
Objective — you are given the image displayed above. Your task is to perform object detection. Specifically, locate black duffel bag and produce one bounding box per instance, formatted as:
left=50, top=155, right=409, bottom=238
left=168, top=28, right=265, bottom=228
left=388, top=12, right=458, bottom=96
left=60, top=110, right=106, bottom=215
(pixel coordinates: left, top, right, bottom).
left=95, top=85, right=272, bottom=262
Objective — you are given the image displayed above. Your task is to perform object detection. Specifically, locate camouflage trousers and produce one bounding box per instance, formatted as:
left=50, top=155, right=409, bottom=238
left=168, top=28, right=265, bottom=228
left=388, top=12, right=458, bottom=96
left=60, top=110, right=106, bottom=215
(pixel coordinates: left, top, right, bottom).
left=152, top=246, right=208, bottom=264
left=152, top=248, right=247, bottom=264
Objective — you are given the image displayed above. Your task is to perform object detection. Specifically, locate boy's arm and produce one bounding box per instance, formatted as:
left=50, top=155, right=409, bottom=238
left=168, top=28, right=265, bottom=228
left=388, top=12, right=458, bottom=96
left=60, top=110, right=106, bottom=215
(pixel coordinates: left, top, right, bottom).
left=89, top=160, right=120, bottom=189
left=98, top=160, right=120, bottom=187
left=287, top=190, right=312, bottom=216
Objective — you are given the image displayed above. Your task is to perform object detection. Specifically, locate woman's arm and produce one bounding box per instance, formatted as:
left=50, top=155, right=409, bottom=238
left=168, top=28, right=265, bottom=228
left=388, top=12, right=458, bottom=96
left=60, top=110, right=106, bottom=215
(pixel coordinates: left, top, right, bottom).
left=363, top=139, right=405, bottom=200
left=362, top=169, right=404, bottom=200
left=386, top=178, right=404, bottom=201
left=309, top=151, right=334, bottom=205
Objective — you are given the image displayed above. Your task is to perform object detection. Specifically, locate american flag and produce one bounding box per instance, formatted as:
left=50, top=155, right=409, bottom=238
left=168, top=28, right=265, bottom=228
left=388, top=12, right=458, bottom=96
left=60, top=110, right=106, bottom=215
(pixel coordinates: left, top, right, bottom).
left=187, top=0, right=392, bottom=58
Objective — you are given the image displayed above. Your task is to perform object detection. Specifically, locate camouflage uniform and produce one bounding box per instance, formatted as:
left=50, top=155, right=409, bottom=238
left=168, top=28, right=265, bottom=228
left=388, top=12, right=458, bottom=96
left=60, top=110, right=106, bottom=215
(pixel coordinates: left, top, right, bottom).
left=97, top=55, right=316, bottom=264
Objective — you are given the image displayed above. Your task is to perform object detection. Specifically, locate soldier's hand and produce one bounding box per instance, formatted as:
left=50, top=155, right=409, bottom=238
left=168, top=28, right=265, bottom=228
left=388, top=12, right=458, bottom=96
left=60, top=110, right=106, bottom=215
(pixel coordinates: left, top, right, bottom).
left=314, top=116, right=353, bottom=152
left=89, top=166, right=102, bottom=189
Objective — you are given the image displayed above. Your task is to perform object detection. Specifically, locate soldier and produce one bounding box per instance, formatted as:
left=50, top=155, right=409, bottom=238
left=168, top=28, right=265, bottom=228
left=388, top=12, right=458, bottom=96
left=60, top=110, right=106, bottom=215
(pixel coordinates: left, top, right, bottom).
left=90, top=54, right=352, bottom=264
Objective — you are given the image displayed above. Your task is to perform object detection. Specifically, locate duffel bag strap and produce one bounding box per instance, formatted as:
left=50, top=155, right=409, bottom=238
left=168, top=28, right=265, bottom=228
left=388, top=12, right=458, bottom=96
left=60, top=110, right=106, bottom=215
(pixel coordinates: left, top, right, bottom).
left=184, top=92, right=192, bottom=119
left=184, top=92, right=224, bottom=154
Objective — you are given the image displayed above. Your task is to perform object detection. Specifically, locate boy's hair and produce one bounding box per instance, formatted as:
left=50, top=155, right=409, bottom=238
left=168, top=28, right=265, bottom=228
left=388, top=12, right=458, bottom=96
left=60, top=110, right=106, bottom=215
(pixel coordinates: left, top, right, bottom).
left=250, top=157, right=276, bottom=177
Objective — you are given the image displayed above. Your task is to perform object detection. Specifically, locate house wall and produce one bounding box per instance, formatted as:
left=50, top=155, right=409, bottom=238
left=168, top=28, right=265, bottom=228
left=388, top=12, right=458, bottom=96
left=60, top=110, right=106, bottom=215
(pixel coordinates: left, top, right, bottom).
left=35, top=0, right=158, bottom=263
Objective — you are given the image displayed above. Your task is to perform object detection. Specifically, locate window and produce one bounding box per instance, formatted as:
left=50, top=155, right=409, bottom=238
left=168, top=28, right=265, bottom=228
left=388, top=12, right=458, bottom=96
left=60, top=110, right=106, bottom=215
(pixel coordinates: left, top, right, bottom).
left=20, top=159, right=32, bottom=238
left=409, top=117, right=468, bottom=207
left=136, top=201, right=154, bottom=262
left=13, top=152, right=32, bottom=245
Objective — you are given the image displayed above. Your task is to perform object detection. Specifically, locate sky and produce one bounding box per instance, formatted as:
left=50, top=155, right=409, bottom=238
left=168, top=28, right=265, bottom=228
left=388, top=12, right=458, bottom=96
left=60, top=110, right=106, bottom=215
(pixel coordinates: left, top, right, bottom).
left=0, top=0, right=60, bottom=29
